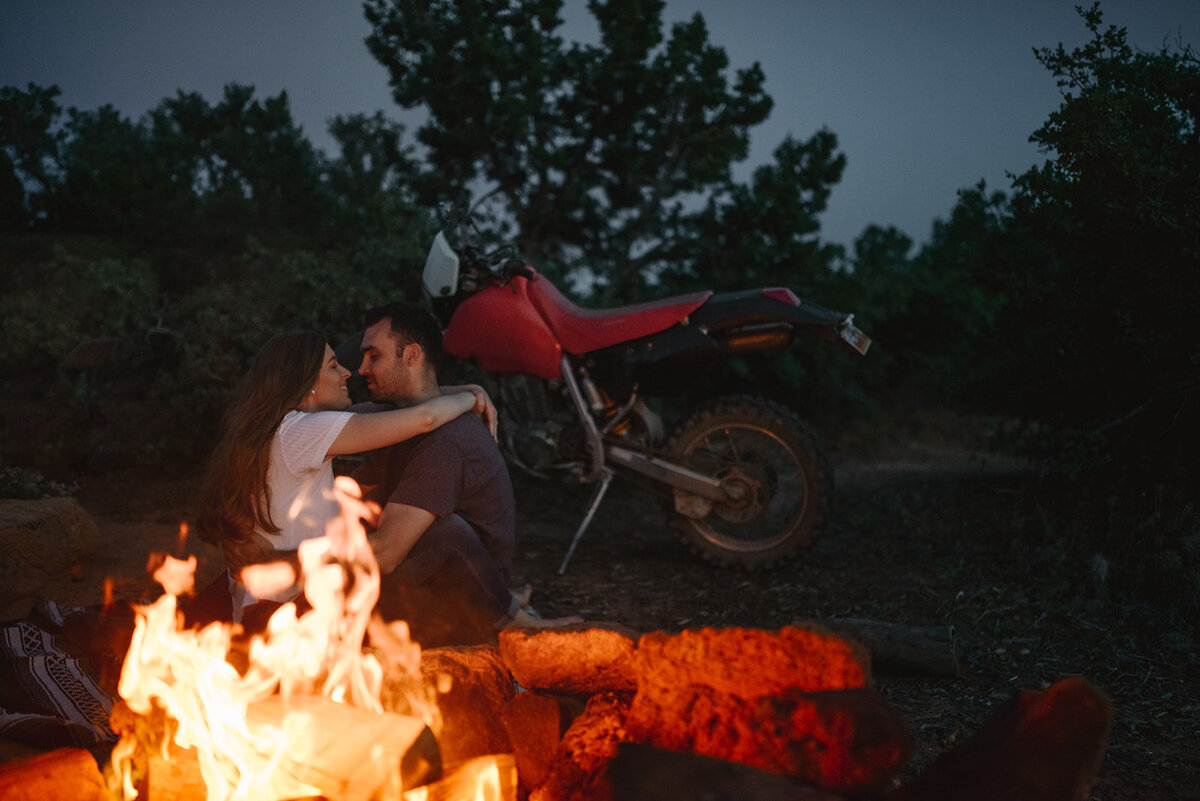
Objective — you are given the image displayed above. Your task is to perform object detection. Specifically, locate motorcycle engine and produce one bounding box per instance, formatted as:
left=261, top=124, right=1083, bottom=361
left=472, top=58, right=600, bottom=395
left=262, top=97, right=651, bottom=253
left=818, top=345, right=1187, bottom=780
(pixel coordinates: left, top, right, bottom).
left=494, top=374, right=586, bottom=473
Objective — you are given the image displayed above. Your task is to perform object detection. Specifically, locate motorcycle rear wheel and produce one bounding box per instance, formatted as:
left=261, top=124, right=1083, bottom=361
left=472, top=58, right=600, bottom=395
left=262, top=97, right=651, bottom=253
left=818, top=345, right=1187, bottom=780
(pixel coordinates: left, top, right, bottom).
left=663, top=395, right=831, bottom=568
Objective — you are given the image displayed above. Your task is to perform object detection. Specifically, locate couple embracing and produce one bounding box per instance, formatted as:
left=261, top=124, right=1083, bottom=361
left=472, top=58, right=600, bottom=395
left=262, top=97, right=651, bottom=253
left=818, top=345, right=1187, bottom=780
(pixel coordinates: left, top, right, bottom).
left=195, top=301, right=577, bottom=646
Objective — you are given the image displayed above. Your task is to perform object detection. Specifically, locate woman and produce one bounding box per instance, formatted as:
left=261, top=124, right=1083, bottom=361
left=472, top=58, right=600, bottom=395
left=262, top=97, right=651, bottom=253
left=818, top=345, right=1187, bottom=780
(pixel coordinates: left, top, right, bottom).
left=194, top=330, right=486, bottom=623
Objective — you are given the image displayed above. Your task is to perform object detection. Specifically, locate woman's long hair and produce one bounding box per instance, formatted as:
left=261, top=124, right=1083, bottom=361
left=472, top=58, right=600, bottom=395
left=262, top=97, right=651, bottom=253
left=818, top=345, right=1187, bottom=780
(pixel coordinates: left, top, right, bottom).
left=195, top=331, right=326, bottom=544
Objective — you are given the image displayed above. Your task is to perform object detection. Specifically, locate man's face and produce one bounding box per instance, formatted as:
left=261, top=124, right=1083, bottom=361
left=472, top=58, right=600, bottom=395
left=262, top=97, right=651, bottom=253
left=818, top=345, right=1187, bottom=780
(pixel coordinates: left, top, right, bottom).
left=359, top=318, right=422, bottom=402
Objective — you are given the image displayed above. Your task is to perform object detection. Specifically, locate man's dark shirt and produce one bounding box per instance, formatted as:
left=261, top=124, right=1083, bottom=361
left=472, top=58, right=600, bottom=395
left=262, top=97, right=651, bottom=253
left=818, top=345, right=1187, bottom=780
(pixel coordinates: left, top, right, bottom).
left=354, top=412, right=516, bottom=578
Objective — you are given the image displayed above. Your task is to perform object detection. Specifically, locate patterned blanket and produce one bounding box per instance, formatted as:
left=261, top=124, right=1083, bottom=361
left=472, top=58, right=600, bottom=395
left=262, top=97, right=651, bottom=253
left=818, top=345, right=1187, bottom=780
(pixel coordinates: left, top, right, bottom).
left=0, top=600, right=122, bottom=750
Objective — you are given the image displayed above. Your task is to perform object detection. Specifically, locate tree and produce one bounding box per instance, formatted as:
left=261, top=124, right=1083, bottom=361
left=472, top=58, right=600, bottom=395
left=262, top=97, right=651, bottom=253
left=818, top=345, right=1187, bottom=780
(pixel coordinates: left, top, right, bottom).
left=674, top=131, right=846, bottom=295
left=0, top=83, right=64, bottom=226
left=363, top=0, right=799, bottom=302
left=324, top=111, right=420, bottom=239
left=1007, top=3, right=1200, bottom=436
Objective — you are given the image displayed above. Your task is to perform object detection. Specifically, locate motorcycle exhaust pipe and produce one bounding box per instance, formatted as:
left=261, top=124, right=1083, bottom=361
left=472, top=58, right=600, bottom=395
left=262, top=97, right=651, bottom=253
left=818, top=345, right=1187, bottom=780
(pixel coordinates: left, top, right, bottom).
left=712, top=323, right=794, bottom=356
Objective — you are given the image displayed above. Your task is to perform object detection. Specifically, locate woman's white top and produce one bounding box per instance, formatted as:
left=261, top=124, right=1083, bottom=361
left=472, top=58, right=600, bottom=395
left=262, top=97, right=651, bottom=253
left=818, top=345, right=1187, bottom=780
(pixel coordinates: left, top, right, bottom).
left=230, top=409, right=354, bottom=618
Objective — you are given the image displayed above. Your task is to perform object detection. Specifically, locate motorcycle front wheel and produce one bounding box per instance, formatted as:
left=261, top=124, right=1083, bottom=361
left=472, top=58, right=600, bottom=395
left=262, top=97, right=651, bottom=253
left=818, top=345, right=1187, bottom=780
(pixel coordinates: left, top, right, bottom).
left=663, top=395, right=832, bottom=568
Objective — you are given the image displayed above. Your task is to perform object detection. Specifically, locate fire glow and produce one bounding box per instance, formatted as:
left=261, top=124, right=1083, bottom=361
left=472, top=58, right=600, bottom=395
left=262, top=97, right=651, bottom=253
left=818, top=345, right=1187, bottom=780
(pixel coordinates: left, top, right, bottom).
left=107, top=476, right=502, bottom=801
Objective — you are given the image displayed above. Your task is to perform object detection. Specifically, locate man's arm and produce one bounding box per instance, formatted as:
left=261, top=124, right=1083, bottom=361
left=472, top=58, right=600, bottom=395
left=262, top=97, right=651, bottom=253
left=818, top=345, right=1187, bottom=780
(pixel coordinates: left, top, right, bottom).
left=368, top=502, right=437, bottom=573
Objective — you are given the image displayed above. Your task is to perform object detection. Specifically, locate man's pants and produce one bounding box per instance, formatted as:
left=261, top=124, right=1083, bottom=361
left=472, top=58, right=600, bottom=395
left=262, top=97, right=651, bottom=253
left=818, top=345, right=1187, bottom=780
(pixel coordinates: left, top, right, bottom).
left=376, top=513, right=519, bottom=647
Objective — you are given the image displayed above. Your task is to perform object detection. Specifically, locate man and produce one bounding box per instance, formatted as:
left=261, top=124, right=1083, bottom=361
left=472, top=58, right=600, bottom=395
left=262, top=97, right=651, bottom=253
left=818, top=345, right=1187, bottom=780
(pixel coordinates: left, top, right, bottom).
left=353, top=301, right=574, bottom=644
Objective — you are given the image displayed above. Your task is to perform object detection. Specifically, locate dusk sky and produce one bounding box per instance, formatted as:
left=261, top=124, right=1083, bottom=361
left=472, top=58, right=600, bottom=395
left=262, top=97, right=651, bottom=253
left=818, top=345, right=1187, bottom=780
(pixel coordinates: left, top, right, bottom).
left=2, top=1, right=1197, bottom=251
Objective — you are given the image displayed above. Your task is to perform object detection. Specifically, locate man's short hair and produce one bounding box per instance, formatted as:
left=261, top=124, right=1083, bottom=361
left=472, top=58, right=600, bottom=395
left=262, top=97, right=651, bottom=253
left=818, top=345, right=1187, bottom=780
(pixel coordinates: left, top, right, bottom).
left=363, top=301, right=444, bottom=368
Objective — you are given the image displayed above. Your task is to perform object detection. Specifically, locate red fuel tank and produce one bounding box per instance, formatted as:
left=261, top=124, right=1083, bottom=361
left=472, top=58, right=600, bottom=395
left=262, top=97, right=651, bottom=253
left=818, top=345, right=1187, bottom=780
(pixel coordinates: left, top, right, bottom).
left=442, top=276, right=563, bottom=379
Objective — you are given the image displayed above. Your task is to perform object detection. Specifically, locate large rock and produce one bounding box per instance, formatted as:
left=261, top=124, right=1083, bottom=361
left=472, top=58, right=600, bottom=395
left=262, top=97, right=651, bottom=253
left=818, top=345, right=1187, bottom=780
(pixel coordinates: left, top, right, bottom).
left=888, top=676, right=1111, bottom=801
left=0, top=498, right=100, bottom=618
left=499, top=622, right=639, bottom=696
left=531, top=691, right=632, bottom=801
left=625, top=626, right=904, bottom=795
left=627, top=685, right=911, bottom=795
left=419, top=645, right=516, bottom=767
left=500, top=691, right=575, bottom=795
left=0, top=748, right=108, bottom=801
left=632, top=625, right=872, bottom=698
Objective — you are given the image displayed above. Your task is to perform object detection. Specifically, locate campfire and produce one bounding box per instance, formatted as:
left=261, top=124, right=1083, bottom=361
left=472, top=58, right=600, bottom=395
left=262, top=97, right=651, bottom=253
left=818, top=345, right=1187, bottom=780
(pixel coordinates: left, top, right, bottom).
left=0, top=476, right=1114, bottom=801
left=108, top=477, right=466, bottom=801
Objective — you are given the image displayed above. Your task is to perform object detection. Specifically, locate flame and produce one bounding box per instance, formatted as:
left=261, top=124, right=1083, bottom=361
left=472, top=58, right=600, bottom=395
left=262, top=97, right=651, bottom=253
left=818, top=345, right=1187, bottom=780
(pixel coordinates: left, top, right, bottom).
left=402, top=755, right=512, bottom=801
left=109, top=476, right=445, bottom=801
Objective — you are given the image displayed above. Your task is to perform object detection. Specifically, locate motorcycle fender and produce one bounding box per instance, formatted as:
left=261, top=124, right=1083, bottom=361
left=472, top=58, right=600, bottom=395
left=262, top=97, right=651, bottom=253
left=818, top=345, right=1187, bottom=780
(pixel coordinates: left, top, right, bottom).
left=443, top=277, right=563, bottom=379
left=585, top=322, right=719, bottom=398
left=694, top=289, right=871, bottom=355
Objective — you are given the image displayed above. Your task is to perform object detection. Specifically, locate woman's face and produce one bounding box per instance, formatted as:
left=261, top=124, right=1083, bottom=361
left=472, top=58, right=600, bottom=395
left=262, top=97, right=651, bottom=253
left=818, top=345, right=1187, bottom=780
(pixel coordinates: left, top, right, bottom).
left=308, top=344, right=352, bottom=411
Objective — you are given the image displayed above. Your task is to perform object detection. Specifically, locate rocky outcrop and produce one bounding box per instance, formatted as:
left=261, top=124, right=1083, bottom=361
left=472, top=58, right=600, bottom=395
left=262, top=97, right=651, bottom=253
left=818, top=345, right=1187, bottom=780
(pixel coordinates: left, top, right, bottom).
left=0, top=498, right=99, bottom=619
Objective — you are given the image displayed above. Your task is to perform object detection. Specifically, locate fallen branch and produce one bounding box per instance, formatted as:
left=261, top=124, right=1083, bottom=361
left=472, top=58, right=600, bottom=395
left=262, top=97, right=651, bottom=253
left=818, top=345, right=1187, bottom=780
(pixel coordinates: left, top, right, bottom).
left=793, top=618, right=962, bottom=678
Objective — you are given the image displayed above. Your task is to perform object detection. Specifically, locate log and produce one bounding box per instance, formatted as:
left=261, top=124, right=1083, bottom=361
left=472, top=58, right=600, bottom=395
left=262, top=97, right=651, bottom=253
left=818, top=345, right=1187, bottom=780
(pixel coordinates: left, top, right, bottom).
left=118, top=696, right=432, bottom=801
left=143, top=740, right=208, bottom=801
left=793, top=618, right=961, bottom=677
left=242, top=695, right=429, bottom=801
left=403, top=753, right=517, bottom=801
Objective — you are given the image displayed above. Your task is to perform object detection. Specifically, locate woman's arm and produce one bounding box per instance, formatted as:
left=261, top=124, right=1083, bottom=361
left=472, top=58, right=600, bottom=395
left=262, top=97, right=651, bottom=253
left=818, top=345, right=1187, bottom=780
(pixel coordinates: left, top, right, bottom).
left=326, top=391, right=476, bottom=457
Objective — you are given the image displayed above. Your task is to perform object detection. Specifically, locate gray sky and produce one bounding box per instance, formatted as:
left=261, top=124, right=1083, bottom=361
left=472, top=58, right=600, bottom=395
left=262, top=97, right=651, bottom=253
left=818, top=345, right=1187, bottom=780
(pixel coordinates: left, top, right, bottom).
left=2, top=0, right=1197, bottom=251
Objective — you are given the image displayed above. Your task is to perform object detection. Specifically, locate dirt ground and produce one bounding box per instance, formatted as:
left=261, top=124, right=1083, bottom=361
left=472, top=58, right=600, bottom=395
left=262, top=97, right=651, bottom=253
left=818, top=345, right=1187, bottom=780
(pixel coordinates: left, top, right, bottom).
left=40, top=431, right=1200, bottom=800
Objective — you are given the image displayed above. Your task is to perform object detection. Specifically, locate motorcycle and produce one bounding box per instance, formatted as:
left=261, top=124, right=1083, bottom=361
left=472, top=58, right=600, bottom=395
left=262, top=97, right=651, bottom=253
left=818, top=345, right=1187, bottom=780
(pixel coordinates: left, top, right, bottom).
left=342, top=229, right=870, bottom=573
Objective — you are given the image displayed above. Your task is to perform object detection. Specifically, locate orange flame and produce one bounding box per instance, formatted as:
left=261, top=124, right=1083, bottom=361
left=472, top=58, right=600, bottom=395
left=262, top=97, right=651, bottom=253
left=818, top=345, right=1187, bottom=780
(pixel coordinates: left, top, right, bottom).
left=109, top=477, right=443, bottom=801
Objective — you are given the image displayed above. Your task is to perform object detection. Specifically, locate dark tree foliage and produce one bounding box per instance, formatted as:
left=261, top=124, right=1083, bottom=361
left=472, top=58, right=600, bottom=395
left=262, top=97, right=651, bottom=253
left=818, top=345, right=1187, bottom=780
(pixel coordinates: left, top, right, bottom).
left=673, top=131, right=846, bottom=295
left=0, top=83, right=64, bottom=227
left=0, top=81, right=431, bottom=433
left=659, top=130, right=852, bottom=417
left=1005, top=4, right=1200, bottom=454
left=867, top=4, right=1200, bottom=471
left=0, top=83, right=338, bottom=249
left=324, top=111, right=421, bottom=238
left=362, top=0, right=833, bottom=303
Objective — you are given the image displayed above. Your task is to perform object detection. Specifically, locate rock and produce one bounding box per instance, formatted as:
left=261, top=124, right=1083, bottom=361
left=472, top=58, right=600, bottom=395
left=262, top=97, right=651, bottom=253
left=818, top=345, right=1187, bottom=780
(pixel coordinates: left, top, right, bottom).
left=0, top=498, right=100, bottom=618
left=632, top=625, right=872, bottom=699
left=419, top=644, right=515, bottom=767
left=621, top=627, right=899, bottom=794
left=531, top=691, right=632, bottom=801
left=888, top=676, right=1112, bottom=801
left=499, top=622, right=639, bottom=696
left=500, top=691, right=573, bottom=795
left=0, top=747, right=108, bottom=801
left=627, top=685, right=911, bottom=795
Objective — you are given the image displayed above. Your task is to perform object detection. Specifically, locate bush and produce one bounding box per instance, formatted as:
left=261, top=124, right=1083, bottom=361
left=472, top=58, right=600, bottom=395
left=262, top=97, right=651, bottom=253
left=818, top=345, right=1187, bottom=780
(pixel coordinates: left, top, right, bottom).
left=0, top=462, right=75, bottom=499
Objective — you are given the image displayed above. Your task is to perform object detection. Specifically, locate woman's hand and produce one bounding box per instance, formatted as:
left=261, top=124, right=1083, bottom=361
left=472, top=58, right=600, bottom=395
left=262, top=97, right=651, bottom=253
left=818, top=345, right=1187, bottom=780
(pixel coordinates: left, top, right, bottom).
left=442, top=383, right=498, bottom=439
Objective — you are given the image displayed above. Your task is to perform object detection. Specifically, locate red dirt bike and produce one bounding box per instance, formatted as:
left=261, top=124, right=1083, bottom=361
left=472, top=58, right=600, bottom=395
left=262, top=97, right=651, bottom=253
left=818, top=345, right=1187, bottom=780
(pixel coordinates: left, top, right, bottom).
left=342, top=230, right=870, bottom=572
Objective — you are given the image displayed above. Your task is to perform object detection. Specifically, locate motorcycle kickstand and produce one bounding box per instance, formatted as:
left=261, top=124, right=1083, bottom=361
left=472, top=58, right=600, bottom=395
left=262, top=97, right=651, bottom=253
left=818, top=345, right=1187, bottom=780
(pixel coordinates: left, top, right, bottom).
left=558, top=468, right=615, bottom=575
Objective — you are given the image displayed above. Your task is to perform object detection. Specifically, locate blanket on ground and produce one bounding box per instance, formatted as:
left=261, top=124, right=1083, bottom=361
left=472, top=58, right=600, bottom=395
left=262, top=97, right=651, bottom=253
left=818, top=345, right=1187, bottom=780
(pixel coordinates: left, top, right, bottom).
left=0, top=600, right=123, bottom=750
